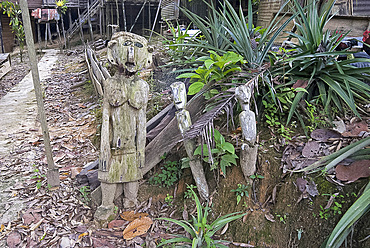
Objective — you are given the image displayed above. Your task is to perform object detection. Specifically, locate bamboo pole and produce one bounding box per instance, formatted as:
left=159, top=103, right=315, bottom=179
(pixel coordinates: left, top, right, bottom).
left=56, top=21, right=62, bottom=51
left=87, top=0, right=94, bottom=43
left=129, top=0, right=147, bottom=32
left=19, top=0, right=60, bottom=188
left=115, top=0, right=120, bottom=27
left=60, top=14, right=66, bottom=48
left=121, top=0, right=127, bottom=32
left=149, top=0, right=162, bottom=42
left=78, top=0, right=85, bottom=45
left=37, top=22, right=41, bottom=54
left=0, top=19, right=4, bottom=53
left=99, top=6, right=102, bottom=37
left=44, top=23, right=48, bottom=47
left=106, top=3, right=109, bottom=38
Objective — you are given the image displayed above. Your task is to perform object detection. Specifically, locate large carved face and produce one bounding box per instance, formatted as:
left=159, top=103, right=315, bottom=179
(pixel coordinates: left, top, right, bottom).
left=107, top=32, right=152, bottom=73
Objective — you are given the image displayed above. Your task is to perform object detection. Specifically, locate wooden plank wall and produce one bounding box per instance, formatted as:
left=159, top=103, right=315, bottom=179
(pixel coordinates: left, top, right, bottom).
left=8, top=0, right=43, bottom=9
left=0, top=14, right=14, bottom=53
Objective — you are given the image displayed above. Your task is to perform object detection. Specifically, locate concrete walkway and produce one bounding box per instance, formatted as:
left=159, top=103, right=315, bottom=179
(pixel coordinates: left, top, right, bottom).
left=0, top=49, right=58, bottom=157
left=0, top=49, right=58, bottom=225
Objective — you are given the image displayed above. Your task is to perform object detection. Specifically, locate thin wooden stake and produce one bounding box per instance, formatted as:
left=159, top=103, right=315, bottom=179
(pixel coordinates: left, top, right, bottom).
left=0, top=20, right=4, bottom=53
left=130, top=0, right=147, bottom=32
left=122, top=0, right=127, bottom=31
left=115, top=0, right=120, bottom=27
left=78, top=0, right=85, bottom=45
left=149, top=0, right=162, bottom=42
left=20, top=0, right=60, bottom=188
left=87, top=0, right=94, bottom=43
left=37, top=22, right=41, bottom=54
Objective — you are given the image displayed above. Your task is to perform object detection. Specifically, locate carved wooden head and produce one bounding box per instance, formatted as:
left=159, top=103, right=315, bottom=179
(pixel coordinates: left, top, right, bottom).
left=171, top=82, right=187, bottom=110
left=107, top=32, right=153, bottom=73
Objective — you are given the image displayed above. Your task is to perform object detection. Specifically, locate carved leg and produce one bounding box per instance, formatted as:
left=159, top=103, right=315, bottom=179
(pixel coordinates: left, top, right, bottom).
left=123, top=181, right=138, bottom=209
left=240, top=143, right=258, bottom=184
left=184, top=139, right=209, bottom=200
left=94, top=182, right=117, bottom=226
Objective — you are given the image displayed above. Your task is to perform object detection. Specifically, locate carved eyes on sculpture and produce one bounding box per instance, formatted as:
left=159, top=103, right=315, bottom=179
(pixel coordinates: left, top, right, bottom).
left=123, top=41, right=144, bottom=48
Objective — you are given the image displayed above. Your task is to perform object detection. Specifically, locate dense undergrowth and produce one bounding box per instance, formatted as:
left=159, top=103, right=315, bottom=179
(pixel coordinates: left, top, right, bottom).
left=153, top=0, right=370, bottom=247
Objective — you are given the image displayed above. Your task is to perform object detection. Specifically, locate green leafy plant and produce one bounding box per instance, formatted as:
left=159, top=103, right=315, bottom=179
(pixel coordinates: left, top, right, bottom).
left=194, top=129, right=238, bottom=176
left=165, top=194, right=174, bottom=206
left=158, top=188, right=246, bottom=247
left=79, top=186, right=90, bottom=204
left=231, top=184, right=249, bottom=205
left=318, top=194, right=346, bottom=220
left=180, top=0, right=294, bottom=69
left=249, top=174, right=264, bottom=180
left=184, top=184, right=197, bottom=199
left=31, top=165, right=46, bottom=190
left=163, top=21, right=192, bottom=62
left=319, top=205, right=330, bottom=220
left=322, top=181, right=370, bottom=248
left=55, top=0, right=68, bottom=14
left=274, top=0, right=370, bottom=123
left=262, top=90, right=295, bottom=140
left=305, top=100, right=327, bottom=132
left=150, top=155, right=181, bottom=187
left=177, top=51, right=245, bottom=96
left=276, top=213, right=287, bottom=224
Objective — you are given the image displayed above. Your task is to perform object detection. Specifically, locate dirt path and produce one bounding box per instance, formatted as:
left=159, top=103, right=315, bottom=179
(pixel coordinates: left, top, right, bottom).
left=0, top=49, right=58, bottom=156
left=0, top=50, right=59, bottom=246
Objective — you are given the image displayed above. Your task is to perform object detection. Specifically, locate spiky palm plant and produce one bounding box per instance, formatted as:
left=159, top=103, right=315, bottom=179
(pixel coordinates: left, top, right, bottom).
left=273, top=0, right=370, bottom=124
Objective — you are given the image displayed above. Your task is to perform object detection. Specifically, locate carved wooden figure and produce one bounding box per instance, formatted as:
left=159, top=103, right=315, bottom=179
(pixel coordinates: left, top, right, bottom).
left=171, top=82, right=209, bottom=200
left=95, top=32, right=151, bottom=224
left=235, top=85, right=258, bottom=184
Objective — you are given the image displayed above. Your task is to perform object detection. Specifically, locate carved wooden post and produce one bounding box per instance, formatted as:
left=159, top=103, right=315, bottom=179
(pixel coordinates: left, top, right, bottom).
left=94, top=32, right=152, bottom=226
left=235, top=85, right=258, bottom=184
left=171, top=82, right=209, bottom=200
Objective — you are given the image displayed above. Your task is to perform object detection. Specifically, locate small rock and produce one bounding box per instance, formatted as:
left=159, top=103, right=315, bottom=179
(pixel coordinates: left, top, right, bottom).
left=6, top=231, right=21, bottom=248
left=59, top=236, right=72, bottom=248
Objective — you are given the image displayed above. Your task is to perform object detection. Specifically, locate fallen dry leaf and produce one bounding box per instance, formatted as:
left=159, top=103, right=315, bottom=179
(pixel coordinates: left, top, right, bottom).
left=293, top=79, right=308, bottom=89
left=342, top=121, right=368, bottom=137
left=311, top=129, right=341, bottom=142
left=0, top=224, right=4, bottom=232
left=264, top=213, right=275, bottom=222
left=302, top=141, right=320, bottom=158
left=120, top=211, right=148, bottom=222
left=122, top=216, right=153, bottom=240
left=336, top=160, right=370, bottom=182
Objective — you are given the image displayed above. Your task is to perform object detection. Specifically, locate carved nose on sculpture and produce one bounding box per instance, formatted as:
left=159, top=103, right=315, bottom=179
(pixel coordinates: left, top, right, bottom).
left=127, top=46, right=135, bottom=63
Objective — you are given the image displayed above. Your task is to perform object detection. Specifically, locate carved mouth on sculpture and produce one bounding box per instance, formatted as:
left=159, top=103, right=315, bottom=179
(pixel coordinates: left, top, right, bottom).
left=125, top=62, right=136, bottom=72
